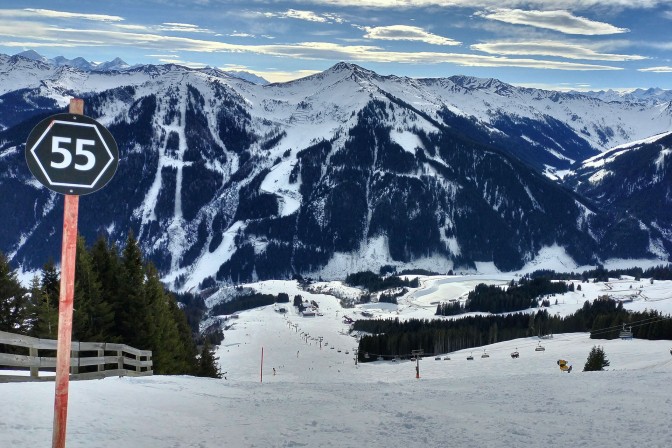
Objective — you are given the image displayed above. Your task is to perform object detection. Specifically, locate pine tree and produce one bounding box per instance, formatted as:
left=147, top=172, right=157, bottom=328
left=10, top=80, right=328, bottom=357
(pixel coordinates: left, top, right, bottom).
left=144, top=263, right=188, bottom=374
left=0, top=251, right=29, bottom=333
left=73, top=236, right=114, bottom=342
left=27, top=276, right=45, bottom=336
left=168, top=295, right=198, bottom=374
left=116, top=231, right=149, bottom=348
left=90, top=236, right=122, bottom=333
left=197, top=339, right=222, bottom=378
left=583, top=345, right=610, bottom=371
left=32, top=260, right=60, bottom=338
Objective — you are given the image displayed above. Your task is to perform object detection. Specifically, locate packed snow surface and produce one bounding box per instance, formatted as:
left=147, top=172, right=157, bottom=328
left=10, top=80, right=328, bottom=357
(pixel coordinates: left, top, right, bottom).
left=2, top=276, right=672, bottom=447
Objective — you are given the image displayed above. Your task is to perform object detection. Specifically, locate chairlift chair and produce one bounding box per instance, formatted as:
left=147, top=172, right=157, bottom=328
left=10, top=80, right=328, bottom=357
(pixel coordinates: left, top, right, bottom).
left=466, top=353, right=474, bottom=360
left=511, top=349, right=520, bottom=359
left=481, top=350, right=490, bottom=359
left=619, top=324, right=633, bottom=340
left=535, top=342, right=545, bottom=352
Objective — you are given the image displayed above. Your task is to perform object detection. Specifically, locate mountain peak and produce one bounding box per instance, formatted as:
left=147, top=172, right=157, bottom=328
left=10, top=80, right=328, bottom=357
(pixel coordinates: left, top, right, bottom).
left=14, top=50, right=47, bottom=62
left=96, top=57, right=129, bottom=71
left=327, top=61, right=375, bottom=77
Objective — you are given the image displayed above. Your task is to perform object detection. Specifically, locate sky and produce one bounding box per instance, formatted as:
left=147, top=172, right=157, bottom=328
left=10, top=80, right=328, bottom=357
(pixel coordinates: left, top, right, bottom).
left=0, top=1, right=671, bottom=89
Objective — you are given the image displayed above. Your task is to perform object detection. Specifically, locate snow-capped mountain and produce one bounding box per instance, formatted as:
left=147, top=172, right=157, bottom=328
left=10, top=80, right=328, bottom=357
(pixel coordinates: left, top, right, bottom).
left=564, top=131, right=672, bottom=258
left=14, top=50, right=127, bottom=72
left=0, top=54, right=670, bottom=288
left=577, top=88, right=672, bottom=106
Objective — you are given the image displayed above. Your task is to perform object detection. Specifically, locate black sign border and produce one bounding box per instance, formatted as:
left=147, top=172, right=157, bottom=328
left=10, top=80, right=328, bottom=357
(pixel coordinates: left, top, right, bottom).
left=25, top=113, right=119, bottom=195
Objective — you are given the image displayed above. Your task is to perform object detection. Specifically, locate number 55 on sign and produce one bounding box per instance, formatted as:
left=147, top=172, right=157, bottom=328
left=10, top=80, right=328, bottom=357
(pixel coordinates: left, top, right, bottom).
left=25, top=113, right=119, bottom=195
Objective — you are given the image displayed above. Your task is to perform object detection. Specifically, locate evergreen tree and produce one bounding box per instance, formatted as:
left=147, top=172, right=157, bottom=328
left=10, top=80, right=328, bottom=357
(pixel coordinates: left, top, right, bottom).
left=90, top=236, right=122, bottom=328
left=116, top=231, right=149, bottom=348
left=0, top=251, right=29, bottom=333
left=196, top=339, right=222, bottom=378
left=41, top=260, right=60, bottom=306
left=27, top=276, right=46, bottom=337
left=144, top=263, right=191, bottom=374
left=73, top=236, right=114, bottom=341
left=583, top=345, right=610, bottom=371
left=169, top=295, right=199, bottom=374
left=32, top=260, right=60, bottom=338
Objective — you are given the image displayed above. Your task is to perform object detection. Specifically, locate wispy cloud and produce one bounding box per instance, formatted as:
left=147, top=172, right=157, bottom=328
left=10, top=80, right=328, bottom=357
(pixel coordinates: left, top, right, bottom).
left=157, top=57, right=208, bottom=68
left=229, top=32, right=256, bottom=38
left=289, top=1, right=666, bottom=10
left=638, top=66, right=672, bottom=73
left=0, top=23, right=622, bottom=71
left=0, top=9, right=627, bottom=73
left=262, top=9, right=343, bottom=24
left=158, top=22, right=213, bottom=33
left=475, top=9, right=629, bottom=35
left=472, top=40, right=646, bottom=61
left=239, top=68, right=322, bottom=83
left=23, top=8, right=124, bottom=22
left=363, top=25, right=461, bottom=46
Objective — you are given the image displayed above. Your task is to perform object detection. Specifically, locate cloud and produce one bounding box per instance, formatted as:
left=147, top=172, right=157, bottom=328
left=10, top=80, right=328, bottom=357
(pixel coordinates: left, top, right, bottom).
left=239, top=68, right=322, bottom=83
left=262, top=9, right=342, bottom=23
left=0, top=19, right=622, bottom=72
left=158, top=22, right=212, bottom=33
left=475, top=9, right=629, bottom=35
left=115, top=24, right=151, bottom=31
left=637, top=66, right=672, bottom=72
left=287, top=1, right=665, bottom=9
left=157, top=57, right=208, bottom=68
left=363, top=25, right=461, bottom=46
left=23, top=8, right=124, bottom=22
left=472, top=40, right=646, bottom=61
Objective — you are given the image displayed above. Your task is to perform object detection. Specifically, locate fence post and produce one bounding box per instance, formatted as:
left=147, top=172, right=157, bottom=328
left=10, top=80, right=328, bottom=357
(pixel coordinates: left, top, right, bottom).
left=97, top=349, right=104, bottom=372
left=30, top=347, right=39, bottom=378
left=70, top=344, right=79, bottom=375
left=117, top=349, right=123, bottom=374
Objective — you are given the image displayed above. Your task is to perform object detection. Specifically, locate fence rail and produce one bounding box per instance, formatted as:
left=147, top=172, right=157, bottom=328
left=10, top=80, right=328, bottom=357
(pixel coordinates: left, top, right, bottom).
left=0, top=330, right=152, bottom=383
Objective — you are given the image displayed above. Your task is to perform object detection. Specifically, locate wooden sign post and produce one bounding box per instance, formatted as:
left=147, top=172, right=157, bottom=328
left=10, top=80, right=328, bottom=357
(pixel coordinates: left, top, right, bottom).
left=25, top=98, right=119, bottom=448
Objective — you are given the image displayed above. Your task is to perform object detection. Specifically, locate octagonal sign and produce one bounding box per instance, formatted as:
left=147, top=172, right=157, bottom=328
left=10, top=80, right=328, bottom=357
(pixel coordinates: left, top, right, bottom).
left=25, top=113, right=119, bottom=195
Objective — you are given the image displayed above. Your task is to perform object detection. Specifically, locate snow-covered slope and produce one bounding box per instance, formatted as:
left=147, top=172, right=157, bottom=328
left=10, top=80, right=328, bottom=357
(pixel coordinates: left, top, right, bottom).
left=2, top=275, right=671, bottom=447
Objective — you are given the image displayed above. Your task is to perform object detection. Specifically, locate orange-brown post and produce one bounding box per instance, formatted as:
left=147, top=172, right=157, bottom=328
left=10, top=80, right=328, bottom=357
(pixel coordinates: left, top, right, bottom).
left=52, top=98, right=82, bottom=448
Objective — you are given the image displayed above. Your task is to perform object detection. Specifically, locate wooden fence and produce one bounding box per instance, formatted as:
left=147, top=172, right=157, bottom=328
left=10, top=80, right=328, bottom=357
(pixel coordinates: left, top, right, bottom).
left=0, top=330, right=152, bottom=383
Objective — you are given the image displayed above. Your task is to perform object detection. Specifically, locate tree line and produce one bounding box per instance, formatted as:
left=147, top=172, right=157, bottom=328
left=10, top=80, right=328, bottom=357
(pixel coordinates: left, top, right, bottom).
left=0, top=233, right=219, bottom=377
left=527, top=264, right=672, bottom=282
left=345, top=271, right=419, bottom=293
left=356, top=297, right=672, bottom=362
left=436, top=277, right=571, bottom=316
left=210, top=291, right=289, bottom=316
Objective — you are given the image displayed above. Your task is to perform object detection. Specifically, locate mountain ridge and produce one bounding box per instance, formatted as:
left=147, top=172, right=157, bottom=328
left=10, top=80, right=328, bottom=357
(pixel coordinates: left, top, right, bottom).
left=0, top=55, right=670, bottom=290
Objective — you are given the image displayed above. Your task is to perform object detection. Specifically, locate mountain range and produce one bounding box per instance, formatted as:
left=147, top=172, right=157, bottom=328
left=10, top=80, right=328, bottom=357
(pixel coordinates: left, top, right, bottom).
left=0, top=52, right=670, bottom=290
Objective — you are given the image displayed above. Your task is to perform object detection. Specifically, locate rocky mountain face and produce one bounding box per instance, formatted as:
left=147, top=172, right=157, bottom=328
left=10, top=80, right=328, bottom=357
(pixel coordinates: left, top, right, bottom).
left=564, top=131, right=672, bottom=259
left=0, top=54, right=670, bottom=289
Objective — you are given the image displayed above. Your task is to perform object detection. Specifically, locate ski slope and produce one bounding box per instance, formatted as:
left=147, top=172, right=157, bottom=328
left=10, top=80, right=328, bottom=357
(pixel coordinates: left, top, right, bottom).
left=2, top=276, right=672, bottom=447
